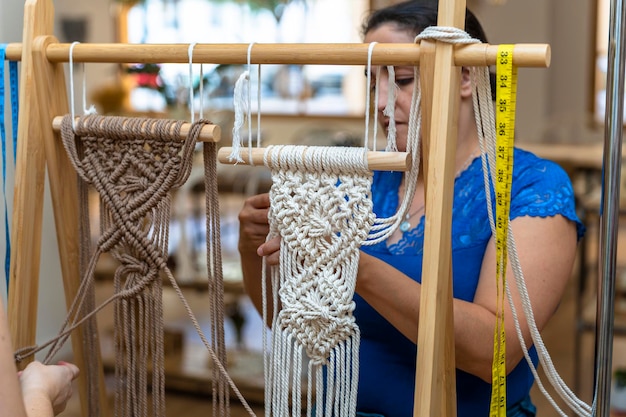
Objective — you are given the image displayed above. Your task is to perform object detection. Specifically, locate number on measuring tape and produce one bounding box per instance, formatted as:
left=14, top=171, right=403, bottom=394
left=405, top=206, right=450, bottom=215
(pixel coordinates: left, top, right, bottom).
left=490, top=44, right=517, bottom=417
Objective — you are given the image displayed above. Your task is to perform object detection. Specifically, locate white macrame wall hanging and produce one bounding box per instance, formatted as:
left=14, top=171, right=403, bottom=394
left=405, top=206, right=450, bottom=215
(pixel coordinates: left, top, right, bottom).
left=226, top=42, right=421, bottom=417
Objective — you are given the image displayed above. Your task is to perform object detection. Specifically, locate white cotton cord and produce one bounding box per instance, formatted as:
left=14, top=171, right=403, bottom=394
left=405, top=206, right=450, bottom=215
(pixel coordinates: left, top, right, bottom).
left=306, top=359, right=314, bottom=417
left=372, top=65, right=381, bottom=151
left=384, top=65, right=398, bottom=152
left=406, top=67, right=421, bottom=160
left=261, top=141, right=281, bottom=417
left=246, top=42, right=257, bottom=165
left=199, top=55, right=204, bottom=119
left=507, top=232, right=592, bottom=417
left=408, top=28, right=590, bottom=414
left=415, top=26, right=481, bottom=44
left=188, top=43, right=196, bottom=123
left=187, top=42, right=205, bottom=121
left=256, top=63, right=262, bottom=150
left=81, top=65, right=96, bottom=117
left=470, top=66, right=592, bottom=417
left=363, top=70, right=420, bottom=244
left=229, top=70, right=250, bottom=163
left=363, top=42, right=377, bottom=149
left=321, top=359, right=330, bottom=416
left=364, top=62, right=421, bottom=244
left=229, top=43, right=257, bottom=163
left=68, top=41, right=97, bottom=127
left=365, top=26, right=486, bottom=244
left=261, top=254, right=270, bottom=417
left=473, top=68, right=571, bottom=416
left=68, top=42, right=79, bottom=130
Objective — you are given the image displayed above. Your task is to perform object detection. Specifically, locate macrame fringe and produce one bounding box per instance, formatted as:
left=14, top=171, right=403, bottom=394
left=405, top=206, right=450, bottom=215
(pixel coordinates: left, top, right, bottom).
left=265, top=329, right=360, bottom=417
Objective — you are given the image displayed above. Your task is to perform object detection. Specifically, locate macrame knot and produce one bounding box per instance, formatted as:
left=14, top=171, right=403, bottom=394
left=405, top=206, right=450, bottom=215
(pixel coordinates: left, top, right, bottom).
left=123, top=176, right=150, bottom=193
left=304, top=213, right=333, bottom=238
left=279, top=300, right=357, bottom=365
left=113, top=257, right=159, bottom=297
left=14, top=345, right=38, bottom=363
left=415, top=26, right=481, bottom=44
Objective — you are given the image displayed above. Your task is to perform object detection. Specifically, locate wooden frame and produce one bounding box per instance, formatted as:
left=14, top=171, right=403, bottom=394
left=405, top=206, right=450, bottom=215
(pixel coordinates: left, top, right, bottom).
left=4, top=0, right=549, bottom=415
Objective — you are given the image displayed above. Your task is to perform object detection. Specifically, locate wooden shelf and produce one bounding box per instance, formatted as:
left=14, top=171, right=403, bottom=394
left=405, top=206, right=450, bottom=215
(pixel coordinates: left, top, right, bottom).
left=100, top=335, right=267, bottom=404
left=94, top=252, right=245, bottom=294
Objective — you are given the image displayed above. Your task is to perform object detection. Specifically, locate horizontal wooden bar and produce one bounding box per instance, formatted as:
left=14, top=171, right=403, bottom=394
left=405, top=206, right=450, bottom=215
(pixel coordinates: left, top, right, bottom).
left=217, top=147, right=411, bottom=172
left=52, top=116, right=221, bottom=143
left=5, top=42, right=550, bottom=68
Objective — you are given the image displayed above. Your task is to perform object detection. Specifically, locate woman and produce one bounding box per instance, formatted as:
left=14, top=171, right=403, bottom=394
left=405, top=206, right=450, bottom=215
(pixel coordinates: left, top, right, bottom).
left=238, top=1, right=584, bottom=416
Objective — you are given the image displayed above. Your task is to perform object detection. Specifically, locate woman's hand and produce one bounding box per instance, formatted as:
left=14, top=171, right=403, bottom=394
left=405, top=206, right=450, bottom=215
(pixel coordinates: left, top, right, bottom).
left=257, top=236, right=281, bottom=266
left=19, top=360, right=79, bottom=416
left=238, top=192, right=281, bottom=319
left=238, top=193, right=271, bottom=256
left=238, top=192, right=281, bottom=265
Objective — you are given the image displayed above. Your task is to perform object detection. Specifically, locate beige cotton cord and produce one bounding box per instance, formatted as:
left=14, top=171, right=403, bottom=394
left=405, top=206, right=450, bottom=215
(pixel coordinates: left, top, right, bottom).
left=416, top=25, right=590, bottom=417
left=470, top=66, right=592, bottom=417
left=412, top=24, right=597, bottom=417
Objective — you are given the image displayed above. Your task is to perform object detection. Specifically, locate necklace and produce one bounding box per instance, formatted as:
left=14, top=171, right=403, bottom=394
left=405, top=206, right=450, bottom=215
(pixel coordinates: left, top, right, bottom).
left=399, top=204, right=425, bottom=233
left=398, top=147, right=480, bottom=234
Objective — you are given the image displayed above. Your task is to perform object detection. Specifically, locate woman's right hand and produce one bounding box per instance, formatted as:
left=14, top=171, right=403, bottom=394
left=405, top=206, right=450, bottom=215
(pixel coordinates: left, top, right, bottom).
left=238, top=193, right=281, bottom=318
left=238, top=193, right=281, bottom=265
left=238, top=192, right=271, bottom=255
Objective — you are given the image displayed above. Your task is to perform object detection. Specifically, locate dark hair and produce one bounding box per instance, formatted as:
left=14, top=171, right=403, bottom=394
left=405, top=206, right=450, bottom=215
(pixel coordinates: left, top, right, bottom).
left=362, top=0, right=488, bottom=44
left=362, top=0, right=495, bottom=98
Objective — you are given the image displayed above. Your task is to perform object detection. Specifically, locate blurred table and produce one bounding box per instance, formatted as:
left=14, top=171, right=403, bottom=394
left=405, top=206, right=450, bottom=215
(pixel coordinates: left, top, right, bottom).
left=520, top=142, right=611, bottom=172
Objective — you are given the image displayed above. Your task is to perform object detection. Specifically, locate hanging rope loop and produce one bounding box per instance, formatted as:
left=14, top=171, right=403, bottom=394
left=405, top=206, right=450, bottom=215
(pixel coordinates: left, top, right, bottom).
left=416, top=26, right=481, bottom=44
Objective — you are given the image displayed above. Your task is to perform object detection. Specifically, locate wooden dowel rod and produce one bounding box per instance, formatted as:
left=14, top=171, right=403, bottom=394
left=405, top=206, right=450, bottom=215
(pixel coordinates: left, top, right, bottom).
left=51, top=116, right=221, bottom=142
left=5, top=42, right=551, bottom=68
left=217, top=147, right=411, bottom=172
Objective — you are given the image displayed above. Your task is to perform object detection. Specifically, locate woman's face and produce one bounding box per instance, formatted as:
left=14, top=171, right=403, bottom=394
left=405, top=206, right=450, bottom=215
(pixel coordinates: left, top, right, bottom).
left=363, top=24, right=417, bottom=152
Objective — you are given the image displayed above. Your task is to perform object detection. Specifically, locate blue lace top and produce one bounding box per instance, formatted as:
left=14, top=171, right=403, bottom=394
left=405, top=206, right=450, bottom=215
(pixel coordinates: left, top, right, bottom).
left=355, top=148, right=585, bottom=417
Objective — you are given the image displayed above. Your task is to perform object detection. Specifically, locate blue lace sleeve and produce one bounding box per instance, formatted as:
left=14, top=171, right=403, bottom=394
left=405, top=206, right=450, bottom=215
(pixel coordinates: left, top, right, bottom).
left=510, top=149, right=585, bottom=240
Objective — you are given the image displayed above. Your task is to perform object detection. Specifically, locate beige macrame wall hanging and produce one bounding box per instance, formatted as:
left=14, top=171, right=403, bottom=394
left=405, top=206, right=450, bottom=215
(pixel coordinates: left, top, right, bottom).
left=12, top=114, right=247, bottom=417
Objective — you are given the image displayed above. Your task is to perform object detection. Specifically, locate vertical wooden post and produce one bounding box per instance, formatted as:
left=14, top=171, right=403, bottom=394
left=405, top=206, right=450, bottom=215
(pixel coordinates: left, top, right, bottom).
left=414, top=1, right=466, bottom=416
left=9, top=1, right=110, bottom=416
left=32, top=34, right=111, bottom=417
left=8, top=0, right=52, bottom=365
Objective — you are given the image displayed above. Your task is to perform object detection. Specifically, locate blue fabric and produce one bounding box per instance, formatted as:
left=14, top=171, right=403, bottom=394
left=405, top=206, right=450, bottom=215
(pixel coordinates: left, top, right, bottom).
left=507, top=394, right=537, bottom=416
left=355, top=148, right=584, bottom=417
left=0, top=44, right=18, bottom=292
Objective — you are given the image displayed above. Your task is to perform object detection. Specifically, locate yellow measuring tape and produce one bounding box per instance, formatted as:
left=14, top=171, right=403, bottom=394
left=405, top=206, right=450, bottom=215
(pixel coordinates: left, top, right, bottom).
left=490, top=44, right=517, bottom=417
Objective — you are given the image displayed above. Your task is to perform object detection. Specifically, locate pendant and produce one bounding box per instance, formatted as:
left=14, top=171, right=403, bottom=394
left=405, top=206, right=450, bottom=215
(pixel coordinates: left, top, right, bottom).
left=399, top=220, right=411, bottom=233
